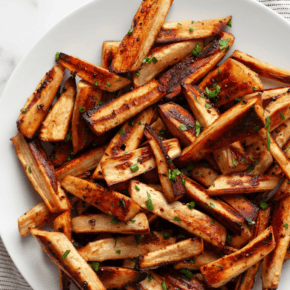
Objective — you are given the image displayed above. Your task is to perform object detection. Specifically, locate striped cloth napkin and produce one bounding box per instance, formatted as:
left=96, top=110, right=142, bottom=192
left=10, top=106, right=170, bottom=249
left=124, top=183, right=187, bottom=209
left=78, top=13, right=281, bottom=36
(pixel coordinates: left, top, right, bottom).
left=0, top=0, right=289, bottom=289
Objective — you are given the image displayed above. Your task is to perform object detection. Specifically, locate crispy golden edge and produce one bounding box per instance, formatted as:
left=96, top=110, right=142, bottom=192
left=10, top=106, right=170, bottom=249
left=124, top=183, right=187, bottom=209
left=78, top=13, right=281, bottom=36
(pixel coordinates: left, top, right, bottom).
left=137, top=238, right=203, bottom=270
left=39, top=77, right=76, bottom=142
left=156, top=16, right=232, bottom=43
left=198, top=58, right=264, bottom=108
left=72, top=80, right=102, bottom=154
left=72, top=212, right=149, bottom=235
left=93, top=107, right=154, bottom=179
left=78, top=232, right=177, bottom=262
left=97, top=266, right=147, bottom=289
left=58, top=53, right=130, bottom=91
left=206, top=174, right=280, bottom=196
left=158, top=102, right=196, bottom=147
left=56, top=145, right=107, bottom=182
left=61, top=175, right=141, bottom=222
left=83, top=80, right=166, bottom=136
left=129, top=180, right=226, bottom=251
left=231, top=50, right=290, bottom=83
left=101, top=41, right=120, bottom=69
left=17, top=64, right=65, bottom=139
left=100, top=138, right=181, bottom=186
left=144, top=124, right=186, bottom=202
left=132, top=40, right=204, bottom=87
left=177, top=97, right=264, bottom=167
left=185, top=177, right=244, bottom=234
left=110, top=0, right=173, bottom=73
left=201, top=227, right=275, bottom=288
left=18, top=201, right=57, bottom=237
left=30, top=229, right=105, bottom=290
left=11, top=133, right=70, bottom=213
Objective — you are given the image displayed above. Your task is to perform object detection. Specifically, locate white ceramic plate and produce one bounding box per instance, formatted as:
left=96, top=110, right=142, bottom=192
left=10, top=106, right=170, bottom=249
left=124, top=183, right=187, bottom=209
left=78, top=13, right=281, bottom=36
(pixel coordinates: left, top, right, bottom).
left=0, top=0, right=290, bottom=289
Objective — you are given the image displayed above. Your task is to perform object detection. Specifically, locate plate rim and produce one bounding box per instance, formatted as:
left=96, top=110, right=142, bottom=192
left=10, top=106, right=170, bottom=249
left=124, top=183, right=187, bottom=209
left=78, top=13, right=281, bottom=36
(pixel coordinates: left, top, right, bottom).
left=1, top=0, right=290, bottom=288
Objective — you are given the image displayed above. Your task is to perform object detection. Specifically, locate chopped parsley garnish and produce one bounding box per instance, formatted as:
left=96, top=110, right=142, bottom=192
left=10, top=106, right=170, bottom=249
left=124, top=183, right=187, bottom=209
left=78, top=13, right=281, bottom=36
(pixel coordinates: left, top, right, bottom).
left=143, top=55, right=158, bottom=64
left=252, top=87, right=257, bottom=91
left=253, top=124, right=260, bottom=132
left=219, top=38, right=231, bottom=50
left=180, top=268, right=195, bottom=280
left=135, top=184, right=140, bottom=191
left=161, top=281, right=167, bottom=290
left=23, top=108, right=28, bottom=113
left=210, top=202, right=215, bottom=209
left=173, top=216, right=181, bottom=221
left=168, top=169, right=181, bottom=181
left=134, top=235, right=142, bottom=244
left=205, top=103, right=212, bottom=109
left=148, top=274, right=153, bottom=282
left=67, top=151, right=73, bottom=161
left=187, top=201, right=196, bottom=209
left=182, top=178, right=186, bottom=185
left=285, top=146, right=290, bottom=153
left=192, top=20, right=195, bottom=24
left=128, top=28, right=134, bottom=35
left=266, top=126, right=271, bottom=150
left=259, top=199, right=268, bottom=209
left=226, top=234, right=232, bottom=243
left=227, top=19, right=232, bottom=27
left=232, top=158, right=237, bottom=166
left=94, top=81, right=99, bottom=86
left=205, top=85, right=221, bottom=98
left=145, top=192, right=154, bottom=211
left=55, top=52, right=60, bottom=61
left=196, top=120, right=201, bottom=137
left=106, top=82, right=111, bottom=87
left=235, top=98, right=241, bottom=103
left=189, top=27, right=194, bottom=32
left=109, top=211, right=113, bottom=216
left=65, top=134, right=72, bottom=142
left=118, top=128, right=125, bottom=135
left=280, top=112, right=285, bottom=120
left=116, top=250, right=121, bottom=254
left=179, top=124, right=187, bottom=131
left=192, top=43, right=202, bottom=56
left=248, top=221, right=256, bottom=225
left=62, top=250, right=70, bottom=260
left=114, top=237, right=117, bottom=246
left=131, top=219, right=136, bottom=223
left=92, top=262, right=99, bottom=272
left=163, top=231, right=171, bottom=239
left=130, top=164, right=139, bottom=172
left=135, top=72, right=140, bottom=76
left=28, top=166, right=32, bottom=174
left=79, top=107, right=86, bottom=113
left=211, top=220, right=215, bottom=225
left=186, top=163, right=194, bottom=171
left=265, top=116, right=271, bottom=128
left=111, top=217, right=120, bottom=224
left=217, top=68, right=221, bottom=75
left=247, top=165, right=255, bottom=173
left=284, top=223, right=289, bottom=229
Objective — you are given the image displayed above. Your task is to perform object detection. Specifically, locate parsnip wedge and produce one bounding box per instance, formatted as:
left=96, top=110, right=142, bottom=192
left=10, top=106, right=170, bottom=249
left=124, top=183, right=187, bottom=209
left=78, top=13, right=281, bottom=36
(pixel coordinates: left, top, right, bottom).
left=72, top=212, right=149, bottom=235
left=17, top=64, right=64, bottom=139
left=173, top=249, right=219, bottom=270
left=83, top=80, right=166, bottom=136
left=262, top=197, right=290, bottom=290
left=53, top=211, right=72, bottom=290
left=93, top=107, right=154, bottom=180
left=56, top=145, right=107, bottom=182
left=18, top=201, right=57, bottom=237
left=200, top=227, right=275, bottom=288
left=72, top=80, right=102, bottom=154
left=50, top=140, right=73, bottom=168
left=243, top=86, right=290, bottom=102
left=137, top=238, right=203, bottom=270
left=185, top=177, right=244, bottom=234
left=206, top=174, right=280, bottom=196
left=156, top=16, right=232, bottom=43
left=61, top=176, right=141, bottom=222
left=158, top=32, right=235, bottom=99
left=132, top=40, right=203, bottom=87
left=235, top=208, right=271, bottom=290
left=177, top=97, right=264, bottom=167
left=227, top=222, right=253, bottom=249
left=220, top=195, right=258, bottom=223
left=101, top=41, right=120, bottom=69
left=78, top=231, right=176, bottom=261
left=58, top=52, right=130, bottom=91
left=158, top=102, right=197, bottom=147
left=97, top=267, right=147, bottom=289
left=11, top=134, right=71, bottom=213
left=198, top=58, right=263, bottom=108
left=30, top=229, right=105, bottom=290
left=138, top=271, right=171, bottom=290
left=231, top=50, right=290, bottom=84
left=110, top=0, right=173, bottom=73
left=39, top=77, right=76, bottom=141
left=101, top=138, right=181, bottom=186
left=144, top=124, right=186, bottom=202
left=129, top=180, right=226, bottom=251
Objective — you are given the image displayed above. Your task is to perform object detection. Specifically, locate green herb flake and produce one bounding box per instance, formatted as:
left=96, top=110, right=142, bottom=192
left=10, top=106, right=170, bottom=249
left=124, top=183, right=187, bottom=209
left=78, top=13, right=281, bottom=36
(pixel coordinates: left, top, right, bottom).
left=196, top=120, right=201, bottom=137
left=179, top=124, right=187, bottom=131
left=232, top=158, right=237, bottom=166
left=118, top=128, right=125, bottom=135
left=168, top=168, right=181, bottom=182
left=253, top=124, right=260, bottom=132
left=128, top=28, right=134, bottom=35
left=182, top=178, right=186, bottom=186
left=205, top=103, right=212, bottom=109
left=173, top=216, right=181, bottom=221
left=187, top=201, right=196, bottom=209
left=247, top=165, right=255, bottom=173
left=280, top=112, right=285, bottom=120
left=284, top=223, right=289, bottom=229
left=94, top=81, right=99, bottom=86
left=146, top=192, right=154, bottom=211
left=266, top=126, right=271, bottom=151
left=190, top=259, right=195, bottom=263
left=135, top=72, right=140, bottom=76
left=79, top=106, right=86, bottom=113
left=55, top=52, right=60, bottom=61
left=161, top=281, right=167, bottom=290
left=62, top=250, right=70, bottom=260
left=130, top=164, right=139, bottom=172
left=248, top=221, right=256, bottom=225
left=226, top=234, right=232, bottom=243
left=22, top=108, right=28, bottom=114
left=205, top=85, right=221, bottom=98
left=111, top=217, right=120, bottom=224
left=227, top=19, right=232, bottom=27
left=148, top=274, right=153, bottom=282
left=163, top=231, right=171, bottom=239
left=134, top=235, right=142, bottom=244
left=192, top=20, right=195, bottom=24
left=265, top=116, right=271, bottom=128
left=28, top=166, right=32, bottom=173
left=192, top=43, right=202, bottom=56
left=92, top=262, right=99, bottom=272
left=219, top=38, right=231, bottom=50
left=179, top=268, right=195, bottom=280
left=259, top=199, right=268, bottom=209
left=114, top=237, right=117, bottom=247
left=252, top=87, right=257, bottom=91
left=109, top=211, right=113, bottom=216
left=210, top=202, right=215, bottom=209
left=285, top=146, right=290, bottom=153
left=135, top=184, right=140, bottom=191
left=116, top=250, right=121, bottom=254
left=189, top=27, right=194, bottom=32
left=211, top=220, right=215, bottom=225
